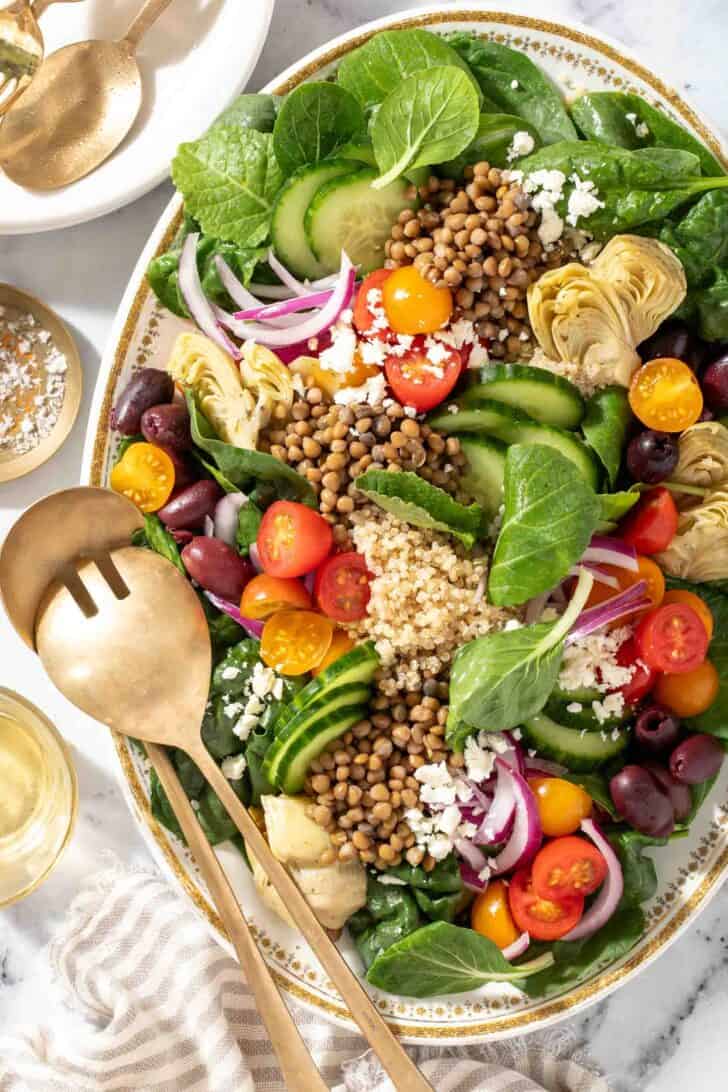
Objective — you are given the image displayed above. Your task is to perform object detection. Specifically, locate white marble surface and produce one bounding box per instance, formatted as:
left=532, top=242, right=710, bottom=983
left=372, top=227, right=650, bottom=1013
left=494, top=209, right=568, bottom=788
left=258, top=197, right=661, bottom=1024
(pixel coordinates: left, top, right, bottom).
left=1, top=2, right=727, bottom=1088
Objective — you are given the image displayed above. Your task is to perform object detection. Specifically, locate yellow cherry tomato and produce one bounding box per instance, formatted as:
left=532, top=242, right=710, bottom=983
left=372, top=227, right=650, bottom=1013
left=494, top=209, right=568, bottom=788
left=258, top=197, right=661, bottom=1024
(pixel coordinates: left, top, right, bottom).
left=260, top=609, right=334, bottom=675
left=471, top=880, right=520, bottom=950
left=110, top=441, right=175, bottom=512
left=289, top=351, right=380, bottom=398
left=629, top=358, right=703, bottom=432
left=381, top=265, right=453, bottom=335
left=583, top=556, right=664, bottom=620
left=662, top=589, right=714, bottom=641
left=653, top=659, right=719, bottom=717
left=240, top=574, right=311, bottom=620
left=528, top=778, right=593, bottom=837
left=311, top=628, right=355, bottom=675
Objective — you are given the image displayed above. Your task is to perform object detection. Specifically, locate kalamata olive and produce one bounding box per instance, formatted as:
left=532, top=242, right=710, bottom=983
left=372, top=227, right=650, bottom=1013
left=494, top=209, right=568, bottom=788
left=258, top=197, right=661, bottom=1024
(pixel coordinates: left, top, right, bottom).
left=669, top=734, right=725, bottom=785
left=610, top=765, right=675, bottom=837
left=698, top=407, right=715, bottom=422
left=171, top=528, right=194, bottom=547
left=181, top=537, right=254, bottom=601
left=634, top=704, right=681, bottom=753
left=701, top=353, right=728, bottom=413
left=639, top=321, right=707, bottom=371
left=111, top=369, right=174, bottom=435
left=158, top=480, right=222, bottom=530
left=141, top=402, right=191, bottom=452
left=161, top=446, right=196, bottom=490
left=643, top=762, right=692, bottom=821
left=626, top=430, right=679, bottom=484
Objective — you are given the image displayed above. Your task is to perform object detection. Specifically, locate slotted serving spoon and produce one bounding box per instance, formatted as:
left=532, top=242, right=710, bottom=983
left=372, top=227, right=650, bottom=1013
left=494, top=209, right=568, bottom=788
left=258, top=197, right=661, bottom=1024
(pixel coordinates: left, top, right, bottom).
left=0, top=487, right=433, bottom=1092
left=0, top=0, right=83, bottom=116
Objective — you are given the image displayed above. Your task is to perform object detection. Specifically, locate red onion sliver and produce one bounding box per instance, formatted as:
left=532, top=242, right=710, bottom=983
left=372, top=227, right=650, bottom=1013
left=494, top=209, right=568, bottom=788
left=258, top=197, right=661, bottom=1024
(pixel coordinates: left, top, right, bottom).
left=590, top=534, right=638, bottom=557
left=204, top=591, right=264, bottom=639
left=203, top=515, right=215, bottom=537
left=234, top=289, right=334, bottom=321
left=213, top=256, right=263, bottom=311
left=460, top=862, right=489, bottom=893
left=561, top=818, right=623, bottom=941
left=525, top=591, right=550, bottom=624
left=267, top=248, right=317, bottom=297
left=454, top=837, right=488, bottom=873
left=583, top=535, right=638, bottom=572
left=502, top=932, right=530, bottom=961
left=524, top=756, right=568, bottom=777
left=213, top=492, right=248, bottom=545
left=477, top=760, right=516, bottom=844
left=491, top=760, right=543, bottom=875
left=567, top=580, right=649, bottom=644
left=569, top=563, right=620, bottom=590
left=178, top=234, right=240, bottom=358
left=248, top=543, right=263, bottom=573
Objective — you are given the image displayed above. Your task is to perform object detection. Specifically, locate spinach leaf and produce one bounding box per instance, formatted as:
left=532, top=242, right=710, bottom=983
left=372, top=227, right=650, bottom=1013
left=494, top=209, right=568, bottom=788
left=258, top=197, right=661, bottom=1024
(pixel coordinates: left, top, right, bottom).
left=366, top=921, right=551, bottom=997
left=210, top=92, right=280, bottom=136
left=207, top=611, right=246, bottom=653
left=488, top=445, right=600, bottom=606
left=571, top=92, right=725, bottom=177
left=172, top=750, right=205, bottom=797
left=187, top=392, right=316, bottom=507
left=337, top=28, right=483, bottom=113
left=682, top=267, right=728, bottom=341
left=244, top=717, right=278, bottom=805
left=385, top=854, right=463, bottom=895
left=609, top=831, right=665, bottom=908
left=688, top=774, right=718, bottom=823
left=172, top=127, right=284, bottom=249
left=446, top=32, right=576, bottom=145
left=191, top=451, right=239, bottom=494
left=147, top=228, right=265, bottom=319
left=348, top=876, right=423, bottom=970
left=196, top=779, right=249, bottom=843
left=150, top=767, right=185, bottom=840
left=597, top=491, right=639, bottom=532
left=657, top=190, right=728, bottom=287
left=522, top=907, right=644, bottom=999
left=582, top=387, right=632, bottom=487
left=236, top=502, right=263, bottom=556
left=354, top=469, right=484, bottom=548
left=132, top=513, right=186, bottom=575
left=114, top=433, right=143, bottom=465
left=272, top=82, right=366, bottom=175
left=665, top=576, right=728, bottom=739
left=371, top=66, right=480, bottom=190
left=438, top=113, right=541, bottom=177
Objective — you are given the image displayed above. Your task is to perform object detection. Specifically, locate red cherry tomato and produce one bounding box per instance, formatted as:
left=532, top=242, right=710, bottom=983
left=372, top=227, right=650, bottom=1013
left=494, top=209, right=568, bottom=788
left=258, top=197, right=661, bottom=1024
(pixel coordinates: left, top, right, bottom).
left=384, top=338, right=462, bottom=412
left=257, top=501, right=333, bottom=579
left=634, top=603, right=710, bottom=674
left=314, top=551, right=372, bottom=622
left=353, top=269, right=393, bottom=337
left=616, top=637, right=657, bottom=703
left=619, top=487, right=678, bottom=554
left=508, top=867, right=584, bottom=941
left=531, top=836, right=608, bottom=902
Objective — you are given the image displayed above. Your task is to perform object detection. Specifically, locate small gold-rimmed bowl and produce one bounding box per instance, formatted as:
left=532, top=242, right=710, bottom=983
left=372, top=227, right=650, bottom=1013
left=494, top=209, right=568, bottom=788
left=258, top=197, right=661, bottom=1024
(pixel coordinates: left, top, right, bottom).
left=0, top=283, right=82, bottom=484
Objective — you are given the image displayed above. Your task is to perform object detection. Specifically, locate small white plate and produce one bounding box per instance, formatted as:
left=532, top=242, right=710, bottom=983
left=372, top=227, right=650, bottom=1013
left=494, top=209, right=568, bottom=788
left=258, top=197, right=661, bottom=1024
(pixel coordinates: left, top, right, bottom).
left=0, top=0, right=275, bottom=235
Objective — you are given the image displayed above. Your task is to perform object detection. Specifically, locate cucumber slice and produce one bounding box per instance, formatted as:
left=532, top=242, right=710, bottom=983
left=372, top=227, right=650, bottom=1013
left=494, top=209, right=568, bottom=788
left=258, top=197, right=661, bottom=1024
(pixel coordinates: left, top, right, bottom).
left=428, top=397, right=530, bottom=435
left=466, top=364, right=585, bottom=429
left=271, top=159, right=358, bottom=279
left=458, top=435, right=507, bottom=516
left=304, top=167, right=417, bottom=275
left=273, top=642, right=379, bottom=735
left=545, top=693, right=632, bottom=732
left=521, top=712, right=629, bottom=772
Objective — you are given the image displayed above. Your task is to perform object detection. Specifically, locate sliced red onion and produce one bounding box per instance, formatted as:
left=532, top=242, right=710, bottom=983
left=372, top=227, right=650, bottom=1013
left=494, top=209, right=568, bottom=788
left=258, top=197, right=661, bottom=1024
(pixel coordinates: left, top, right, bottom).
left=525, top=756, right=568, bottom=777
left=477, top=760, right=516, bottom=844
left=491, top=760, right=543, bottom=875
left=248, top=543, right=263, bottom=573
left=502, top=732, right=525, bottom=776
left=214, top=303, right=303, bottom=333
left=502, top=931, right=530, bottom=961
left=267, top=249, right=342, bottom=298
left=569, top=563, right=620, bottom=590
left=204, top=591, right=264, bottom=639
left=234, top=289, right=335, bottom=321
left=213, top=492, right=248, bottom=545
left=178, top=234, right=240, bottom=358
left=203, top=514, right=215, bottom=537
left=525, top=591, right=550, bottom=624
left=460, top=862, right=489, bottom=893
left=583, top=535, right=638, bottom=572
left=303, top=569, right=316, bottom=596
left=454, top=837, right=488, bottom=874
left=213, top=256, right=263, bottom=311
left=567, top=580, right=649, bottom=644
left=248, top=273, right=340, bottom=300
left=561, top=818, right=623, bottom=941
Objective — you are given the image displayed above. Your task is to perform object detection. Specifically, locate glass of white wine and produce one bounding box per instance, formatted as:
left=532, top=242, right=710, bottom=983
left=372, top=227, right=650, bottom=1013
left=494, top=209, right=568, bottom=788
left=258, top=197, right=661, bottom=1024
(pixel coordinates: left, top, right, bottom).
left=0, top=688, right=77, bottom=907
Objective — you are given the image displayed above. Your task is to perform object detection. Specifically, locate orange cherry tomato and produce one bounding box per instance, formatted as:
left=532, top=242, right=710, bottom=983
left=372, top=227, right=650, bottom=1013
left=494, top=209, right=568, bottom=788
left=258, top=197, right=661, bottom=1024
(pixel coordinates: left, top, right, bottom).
left=528, top=778, right=593, bottom=837
left=653, top=659, right=720, bottom=717
left=289, top=351, right=380, bottom=398
left=240, top=574, right=312, bottom=620
left=583, top=556, right=664, bottom=614
left=470, top=880, right=520, bottom=950
left=620, top=487, right=678, bottom=554
left=508, top=867, right=584, bottom=941
left=257, top=501, right=333, bottom=579
left=634, top=602, right=709, bottom=674
left=531, top=836, right=608, bottom=901
left=311, top=629, right=356, bottom=675
left=260, top=609, right=334, bottom=675
left=382, top=265, right=453, bottom=335
left=661, top=589, right=714, bottom=641
left=110, top=441, right=175, bottom=512
left=353, top=269, right=393, bottom=336
left=629, top=357, right=703, bottom=432
left=315, top=551, right=372, bottom=622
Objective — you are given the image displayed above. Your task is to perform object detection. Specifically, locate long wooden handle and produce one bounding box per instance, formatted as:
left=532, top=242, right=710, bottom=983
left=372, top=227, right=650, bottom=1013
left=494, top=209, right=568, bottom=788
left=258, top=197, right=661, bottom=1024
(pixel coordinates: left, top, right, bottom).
left=189, top=742, right=433, bottom=1092
left=123, top=0, right=174, bottom=49
left=146, top=743, right=329, bottom=1092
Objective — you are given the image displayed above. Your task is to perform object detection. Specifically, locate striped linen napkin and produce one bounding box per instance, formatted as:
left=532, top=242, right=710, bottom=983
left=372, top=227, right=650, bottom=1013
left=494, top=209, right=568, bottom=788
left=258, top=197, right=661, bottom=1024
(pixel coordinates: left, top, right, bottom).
left=0, top=864, right=609, bottom=1092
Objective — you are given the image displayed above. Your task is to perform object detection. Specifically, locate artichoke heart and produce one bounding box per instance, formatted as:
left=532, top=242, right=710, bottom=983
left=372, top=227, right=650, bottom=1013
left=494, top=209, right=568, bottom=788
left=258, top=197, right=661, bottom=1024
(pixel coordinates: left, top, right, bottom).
left=673, top=421, right=728, bottom=489
left=167, top=331, right=259, bottom=448
left=240, top=340, right=295, bottom=431
left=591, top=236, right=687, bottom=347
left=656, top=487, right=728, bottom=581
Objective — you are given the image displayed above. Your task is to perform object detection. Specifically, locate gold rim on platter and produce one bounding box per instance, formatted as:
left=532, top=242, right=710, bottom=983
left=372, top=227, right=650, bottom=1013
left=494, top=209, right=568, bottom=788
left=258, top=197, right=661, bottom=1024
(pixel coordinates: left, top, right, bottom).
left=88, top=9, right=728, bottom=1040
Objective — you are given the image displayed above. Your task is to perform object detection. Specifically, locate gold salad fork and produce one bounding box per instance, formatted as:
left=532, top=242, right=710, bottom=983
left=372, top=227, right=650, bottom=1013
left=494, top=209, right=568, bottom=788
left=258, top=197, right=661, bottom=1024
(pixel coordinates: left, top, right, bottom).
left=0, top=0, right=82, bottom=115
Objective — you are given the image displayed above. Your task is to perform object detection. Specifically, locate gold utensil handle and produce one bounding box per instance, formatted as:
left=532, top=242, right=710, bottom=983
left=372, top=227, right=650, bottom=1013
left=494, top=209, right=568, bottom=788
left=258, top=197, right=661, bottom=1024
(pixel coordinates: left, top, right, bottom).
left=146, top=742, right=329, bottom=1092
left=189, top=742, right=433, bottom=1092
left=123, top=0, right=174, bottom=49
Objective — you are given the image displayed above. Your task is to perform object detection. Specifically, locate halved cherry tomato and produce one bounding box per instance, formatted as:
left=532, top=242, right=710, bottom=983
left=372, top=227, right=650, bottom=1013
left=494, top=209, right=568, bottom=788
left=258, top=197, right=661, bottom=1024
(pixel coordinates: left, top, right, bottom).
left=584, top=556, right=665, bottom=613
left=382, top=265, right=453, bottom=335
left=528, top=778, right=593, bottom=837
left=384, top=339, right=462, bottom=412
left=257, top=501, right=333, bottom=579
left=616, top=637, right=657, bottom=703
left=240, top=574, right=311, bottom=620
left=619, top=487, right=678, bottom=554
left=290, top=351, right=380, bottom=398
left=508, top=867, right=584, bottom=941
left=110, top=441, right=175, bottom=512
left=661, top=589, right=714, bottom=641
left=260, top=609, right=334, bottom=675
left=531, top=837, right=607, bottom=901
left=353, top=269, right=393, bottom=336
left=653, top=659, right=720, bottom=717
left=315, top=551, right=371, bottom=622
left=311, top=629, right=356, bottom=675
left=634, top=602, right=709, bottom=674
left=471, top=880, right=520, bottom=950
left=629, top=357, right=703, bottom=432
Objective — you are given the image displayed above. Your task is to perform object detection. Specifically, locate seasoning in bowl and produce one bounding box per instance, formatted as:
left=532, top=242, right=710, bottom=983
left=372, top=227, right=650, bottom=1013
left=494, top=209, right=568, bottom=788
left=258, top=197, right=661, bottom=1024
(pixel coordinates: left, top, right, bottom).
left=0, top=302, right=68, bottom=457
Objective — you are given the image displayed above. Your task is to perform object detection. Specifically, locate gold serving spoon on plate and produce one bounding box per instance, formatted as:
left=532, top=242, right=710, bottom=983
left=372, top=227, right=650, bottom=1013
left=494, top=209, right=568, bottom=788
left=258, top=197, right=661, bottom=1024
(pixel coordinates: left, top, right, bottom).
left=0, top=487, right=433, bottom=1092
left=0, top=0, right=83, bottom=117
left=0, top=0, right=174, bottom=189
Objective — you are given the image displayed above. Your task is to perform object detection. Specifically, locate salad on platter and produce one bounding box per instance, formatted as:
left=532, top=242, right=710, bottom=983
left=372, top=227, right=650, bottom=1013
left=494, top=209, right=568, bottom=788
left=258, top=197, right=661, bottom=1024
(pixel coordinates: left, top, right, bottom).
left=108, top=27, right=728, bottom=1002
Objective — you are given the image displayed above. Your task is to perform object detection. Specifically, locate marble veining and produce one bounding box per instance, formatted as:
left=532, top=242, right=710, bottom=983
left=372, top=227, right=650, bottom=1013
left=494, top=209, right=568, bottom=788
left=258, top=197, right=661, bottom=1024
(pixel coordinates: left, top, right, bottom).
left=1, top=2, right=727, bottom=1088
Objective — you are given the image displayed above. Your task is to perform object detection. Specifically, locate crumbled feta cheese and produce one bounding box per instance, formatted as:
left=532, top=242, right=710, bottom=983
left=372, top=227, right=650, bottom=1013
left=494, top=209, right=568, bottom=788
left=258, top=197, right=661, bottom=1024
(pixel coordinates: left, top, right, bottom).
left=428, top=834, right=454, bottom=861
left=566, top=175, right=605, bottom=227
left=510, top=79, right=520, bottom=89
left=503, top=618, right=522, bottom=632
left=464, top=736, right=496, bottom=784
left=375, top=874, right=407, bottom=886
left=221, top=666, right=240, bottom=680
left=635, top=121, right=649, bottom=138
left=592, top=691, right=626, bottom=725
left=523, top=168, right=567, bottom=246
left=251, top=662, right=277, bottom=698
left=333, top=372, right=388, bottom=406
left=566, top=702, right=584, bottom=714
left=447, top=403, right=460, bottom=414
left=191, top=799, right=200, bottom=811
left=559, top=627, right=634, bottom=694
left=438, top=804, right=464, bottom=838
left=223, top=701, right=244, bottom=720
left=232, top=713, right=259, bottom=741
left=318, top=323, right=357, bottom=375
left=507, top=130, right=535, bottom=162
left=358, top=338, right=387, bottom=367
left=414, top=762, right=460, bottom=807
left=221, top=754, right=247, bottom=780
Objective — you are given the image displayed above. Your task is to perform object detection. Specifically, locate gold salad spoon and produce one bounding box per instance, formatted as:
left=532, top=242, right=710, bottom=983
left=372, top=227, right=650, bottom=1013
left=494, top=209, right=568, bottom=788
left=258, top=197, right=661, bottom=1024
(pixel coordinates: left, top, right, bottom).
left=0, top=0, right=83, bottom=117
left=0, top=487, right=434, bottom=1092
left=0, top=0, right=174, bottom=189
